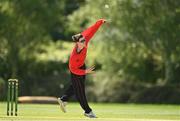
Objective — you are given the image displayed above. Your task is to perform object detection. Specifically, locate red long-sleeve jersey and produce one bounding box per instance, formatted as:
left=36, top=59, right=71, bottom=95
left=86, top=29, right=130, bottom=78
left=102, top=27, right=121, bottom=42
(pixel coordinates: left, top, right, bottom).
left=69, top=19, right=105, bottom=75
left=69, top=44, right=87, bottom=75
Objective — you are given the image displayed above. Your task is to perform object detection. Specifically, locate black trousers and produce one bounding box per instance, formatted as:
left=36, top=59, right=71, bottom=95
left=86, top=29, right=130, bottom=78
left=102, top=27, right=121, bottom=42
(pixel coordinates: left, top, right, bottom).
left=61, top=64, right=92, bottom=113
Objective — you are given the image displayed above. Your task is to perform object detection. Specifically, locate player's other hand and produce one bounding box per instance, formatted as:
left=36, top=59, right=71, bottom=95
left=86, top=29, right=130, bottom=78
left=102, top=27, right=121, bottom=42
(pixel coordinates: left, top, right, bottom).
left=85, top=65, right=95, bottom=74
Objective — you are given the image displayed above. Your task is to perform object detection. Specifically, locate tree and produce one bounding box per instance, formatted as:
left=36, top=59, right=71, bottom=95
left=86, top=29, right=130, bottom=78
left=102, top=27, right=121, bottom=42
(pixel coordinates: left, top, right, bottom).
left=119, top=0, right=180, bottom=84
left=0, top=0, right=85, bottom=77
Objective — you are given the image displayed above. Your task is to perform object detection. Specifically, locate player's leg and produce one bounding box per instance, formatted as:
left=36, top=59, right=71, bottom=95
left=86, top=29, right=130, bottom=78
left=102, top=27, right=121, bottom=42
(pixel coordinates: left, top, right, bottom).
left=71, top=73, right=97, bottom=118
left=58, top=84, right=74, bottom=113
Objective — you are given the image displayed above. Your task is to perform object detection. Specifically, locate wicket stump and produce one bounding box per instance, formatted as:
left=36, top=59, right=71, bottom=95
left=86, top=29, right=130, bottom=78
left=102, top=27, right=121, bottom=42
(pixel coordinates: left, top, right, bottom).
left=7, top=79, right=18, bottom=116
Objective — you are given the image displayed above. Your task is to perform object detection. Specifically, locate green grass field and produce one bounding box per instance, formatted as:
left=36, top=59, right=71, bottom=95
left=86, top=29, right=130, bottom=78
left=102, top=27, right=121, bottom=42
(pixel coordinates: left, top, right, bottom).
left=0, top=102, right=179, bottom=121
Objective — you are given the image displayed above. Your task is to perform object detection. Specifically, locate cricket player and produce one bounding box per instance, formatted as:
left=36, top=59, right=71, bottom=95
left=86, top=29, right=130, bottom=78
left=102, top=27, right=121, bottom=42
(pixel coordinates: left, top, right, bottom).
left=58, top=19, right=106, bottom=118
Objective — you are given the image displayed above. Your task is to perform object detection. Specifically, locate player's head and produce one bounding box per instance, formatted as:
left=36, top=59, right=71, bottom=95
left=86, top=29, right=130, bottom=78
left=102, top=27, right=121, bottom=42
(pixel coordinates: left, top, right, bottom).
left=72, top=33, right=86, bottom=49
left=72, top=33, right=82, bottom=42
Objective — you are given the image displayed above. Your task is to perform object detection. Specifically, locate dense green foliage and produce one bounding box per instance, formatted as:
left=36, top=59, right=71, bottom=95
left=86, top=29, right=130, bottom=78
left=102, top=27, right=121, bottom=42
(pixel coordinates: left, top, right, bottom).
left=0, top=0, right=179, bottom=103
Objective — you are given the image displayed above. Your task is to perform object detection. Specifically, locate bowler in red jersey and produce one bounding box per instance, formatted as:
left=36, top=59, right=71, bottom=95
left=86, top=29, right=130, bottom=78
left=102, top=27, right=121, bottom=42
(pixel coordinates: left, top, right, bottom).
left=58, top=19, right=106, bottom=118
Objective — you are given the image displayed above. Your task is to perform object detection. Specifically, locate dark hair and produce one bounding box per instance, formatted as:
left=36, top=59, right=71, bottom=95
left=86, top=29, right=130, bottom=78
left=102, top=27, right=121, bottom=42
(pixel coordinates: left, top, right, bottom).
left=72, top=33, right=83, bottom=42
